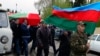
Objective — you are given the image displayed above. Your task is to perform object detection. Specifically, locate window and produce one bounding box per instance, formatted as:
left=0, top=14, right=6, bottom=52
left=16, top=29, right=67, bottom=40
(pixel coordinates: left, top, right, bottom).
left=97, top=35, right=100, bottom=41
left=0, top=12, right=8, bottom=27
left=90, top=35, right=97, bottom=40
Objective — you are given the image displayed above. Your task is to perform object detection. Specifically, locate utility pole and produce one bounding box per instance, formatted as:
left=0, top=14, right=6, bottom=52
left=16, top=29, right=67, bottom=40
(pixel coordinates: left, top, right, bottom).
left=0, top=3, right=2, bottom=7
left=16, top=3, right=17, bottom=13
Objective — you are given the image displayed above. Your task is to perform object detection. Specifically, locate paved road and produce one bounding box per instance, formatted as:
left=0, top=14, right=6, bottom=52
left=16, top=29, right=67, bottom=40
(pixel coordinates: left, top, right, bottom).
left=3, top=41, right=99, bottom=56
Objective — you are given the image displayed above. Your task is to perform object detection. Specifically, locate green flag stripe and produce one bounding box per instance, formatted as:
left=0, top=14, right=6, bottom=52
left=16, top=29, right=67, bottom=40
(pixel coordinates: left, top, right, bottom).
left=44, top=15, right=96, bottom=35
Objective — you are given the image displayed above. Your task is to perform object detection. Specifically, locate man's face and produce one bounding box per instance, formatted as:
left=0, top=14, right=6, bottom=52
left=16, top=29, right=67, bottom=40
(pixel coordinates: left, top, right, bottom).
left=24, top=20, right=27, bottom=25
left=42, top=23, right=47, bottom=27
left=15, top=19, right=19, bottom=24
left=77, top=25, right=85, bottom=33
left=63, top=31, right=68, bottom=36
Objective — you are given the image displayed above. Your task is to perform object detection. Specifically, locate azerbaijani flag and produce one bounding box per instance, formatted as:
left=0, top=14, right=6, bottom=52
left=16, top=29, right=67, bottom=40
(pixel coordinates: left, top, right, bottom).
left=44, top=15, right=96, bottom=35
left=43, top=2, right=100, bottom=35
left=53, top=2, right=100, bottom=22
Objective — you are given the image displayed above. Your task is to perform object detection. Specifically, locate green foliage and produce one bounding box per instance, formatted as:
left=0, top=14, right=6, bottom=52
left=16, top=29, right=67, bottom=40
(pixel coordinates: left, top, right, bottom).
left=91, top=0, right=100, bottom=3
left=42, top=0, right=71, bottom=19
left=96, top=20, right=100, bottom=27
left=54, top=0, right=71, bottom=8
left=42, top=7, right=52, bottom=19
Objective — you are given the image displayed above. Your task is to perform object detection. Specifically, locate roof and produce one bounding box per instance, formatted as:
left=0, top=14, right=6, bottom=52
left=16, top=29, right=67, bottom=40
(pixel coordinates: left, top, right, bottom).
left=0, top=9, right=6, bottom=12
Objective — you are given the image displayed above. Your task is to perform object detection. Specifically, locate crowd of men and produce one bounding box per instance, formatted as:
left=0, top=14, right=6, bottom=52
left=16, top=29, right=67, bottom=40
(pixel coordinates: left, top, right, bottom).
left=10, top=19, right=90, bottom=56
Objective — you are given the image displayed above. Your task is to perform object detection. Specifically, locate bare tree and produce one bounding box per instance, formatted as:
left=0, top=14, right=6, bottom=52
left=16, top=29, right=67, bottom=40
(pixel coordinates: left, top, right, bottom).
left=34, top=0, right=52, bottom=15
left=35, top=0, right=52, bottom=9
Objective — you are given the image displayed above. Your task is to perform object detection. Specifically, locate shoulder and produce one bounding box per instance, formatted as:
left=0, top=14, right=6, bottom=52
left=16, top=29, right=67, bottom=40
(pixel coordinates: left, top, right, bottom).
left=71, top=32, right=78, bottom=37
left=37, top=28, right=41, bottom=31
left=37, top=28, right=43, bottom=32
left=71, top=32, right=79, bottom=40
left=84, top=33, right=88, bottom=39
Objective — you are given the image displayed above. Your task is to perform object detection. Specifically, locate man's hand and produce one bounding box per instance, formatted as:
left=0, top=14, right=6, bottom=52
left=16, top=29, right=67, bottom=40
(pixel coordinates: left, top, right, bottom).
left=82, top=45, right=85, bottom=48
left=86, top=43, right=90, bottom=54
left=27, top=25, right=30, bottom=28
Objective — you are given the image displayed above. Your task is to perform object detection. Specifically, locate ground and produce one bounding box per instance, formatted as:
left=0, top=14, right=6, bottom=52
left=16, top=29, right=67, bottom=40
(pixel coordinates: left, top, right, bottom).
left=2, top=41, right=99, bottom=56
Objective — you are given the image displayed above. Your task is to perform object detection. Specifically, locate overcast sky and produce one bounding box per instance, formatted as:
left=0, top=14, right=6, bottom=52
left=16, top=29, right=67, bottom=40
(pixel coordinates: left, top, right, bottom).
left=0, top=0, right=40, bottom=13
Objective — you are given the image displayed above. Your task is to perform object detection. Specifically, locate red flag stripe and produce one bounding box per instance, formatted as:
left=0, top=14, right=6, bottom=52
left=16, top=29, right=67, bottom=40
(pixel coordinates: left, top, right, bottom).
left=53, top=10, right=100, bottom=22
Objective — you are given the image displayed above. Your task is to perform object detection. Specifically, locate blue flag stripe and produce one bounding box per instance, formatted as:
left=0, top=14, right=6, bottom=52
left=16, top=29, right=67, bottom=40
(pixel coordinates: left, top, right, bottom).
left=53, top=2, right=100, bottom=12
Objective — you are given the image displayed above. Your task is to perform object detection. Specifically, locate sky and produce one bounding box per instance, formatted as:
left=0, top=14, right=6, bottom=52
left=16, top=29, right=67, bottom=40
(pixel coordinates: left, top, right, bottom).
left=0, top=0, right=40, bottom=13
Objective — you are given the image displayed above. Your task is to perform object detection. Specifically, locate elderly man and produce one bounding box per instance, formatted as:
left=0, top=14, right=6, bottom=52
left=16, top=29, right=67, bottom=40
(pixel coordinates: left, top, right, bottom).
left=36, top=21, right=51, bottom=56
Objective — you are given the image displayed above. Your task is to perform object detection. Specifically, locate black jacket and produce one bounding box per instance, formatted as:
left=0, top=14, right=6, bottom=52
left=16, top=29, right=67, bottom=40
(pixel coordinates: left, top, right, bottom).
left=20, top=24, right=30, bottom=36
left=11, top=23, right=21, bottom=38
left=36, top=27, right=51, bottom=47
left=58, top=31, right=71, bottom=55
left=29, top=26, right=38, bottom=39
